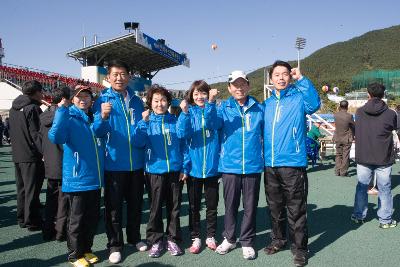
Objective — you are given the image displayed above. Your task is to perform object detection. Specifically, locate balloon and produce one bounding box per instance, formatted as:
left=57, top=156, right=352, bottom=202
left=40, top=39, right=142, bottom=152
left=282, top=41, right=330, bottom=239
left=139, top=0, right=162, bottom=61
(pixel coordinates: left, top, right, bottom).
left=211, top=44, right=218, bottom=50
left=322, top=85, right=329, bottom=93
left=333, top=87, right=339, bottom=94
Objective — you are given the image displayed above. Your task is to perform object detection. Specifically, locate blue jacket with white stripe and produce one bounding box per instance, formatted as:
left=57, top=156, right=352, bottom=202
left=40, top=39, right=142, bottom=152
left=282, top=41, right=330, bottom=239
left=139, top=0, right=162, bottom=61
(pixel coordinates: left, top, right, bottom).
left=48, top=105, right=106, bottom=192
left=133, top=112, right=186, bottom=174
left=177, top=102, right=220, bottom=178
left=263, top=77, right=320, bottom=167
left=92, top=87, right=145, bottom=171
left=212, top=96, right=264, bottom=174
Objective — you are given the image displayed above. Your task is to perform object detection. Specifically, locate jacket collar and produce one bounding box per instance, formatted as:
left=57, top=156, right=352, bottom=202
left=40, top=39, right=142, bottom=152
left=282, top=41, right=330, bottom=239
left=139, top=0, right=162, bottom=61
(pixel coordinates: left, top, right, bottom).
left=271, top=84, right=297, bottom=100
left=69, top=105, right=91, bottom=123
left=149, top=112, right=173, bottom=122
left=102, top=86, right=135, bottom=100
left=226, top=96, right=257, bottom=113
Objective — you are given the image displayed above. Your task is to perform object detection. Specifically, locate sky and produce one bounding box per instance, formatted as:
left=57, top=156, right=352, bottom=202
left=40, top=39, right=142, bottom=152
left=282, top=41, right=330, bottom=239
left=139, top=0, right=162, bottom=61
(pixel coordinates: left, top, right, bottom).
left=1, top=0, right=400, bottom=90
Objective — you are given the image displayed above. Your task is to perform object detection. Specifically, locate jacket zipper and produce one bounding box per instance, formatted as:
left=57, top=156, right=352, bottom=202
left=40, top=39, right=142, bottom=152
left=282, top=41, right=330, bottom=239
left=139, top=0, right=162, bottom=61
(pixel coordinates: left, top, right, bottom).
left=162, top=116, right=170, bottom=172
left=90, top=126, right=102, bottom=188
left=119, top=95, right=133, bottom=171
left=241, top=115, right=245, bottom=174
left=202, top=111, right=206, bottom=178
left=271, top=98, right=280, bottom=167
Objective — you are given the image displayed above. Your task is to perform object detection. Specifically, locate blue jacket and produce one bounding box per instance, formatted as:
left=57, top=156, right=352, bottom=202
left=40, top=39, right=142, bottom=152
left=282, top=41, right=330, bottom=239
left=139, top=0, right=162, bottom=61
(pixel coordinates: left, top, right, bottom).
left=213, top=96, right=264, bottom=174
left=263, top=77, right=320, bottom=167
left=93, top=87, right=145, bottom=171
left=48, top=105, right=106, bottom=193
left=177, top=103, right=220, bottom=178
left=133, top=112, right=186, bottom=174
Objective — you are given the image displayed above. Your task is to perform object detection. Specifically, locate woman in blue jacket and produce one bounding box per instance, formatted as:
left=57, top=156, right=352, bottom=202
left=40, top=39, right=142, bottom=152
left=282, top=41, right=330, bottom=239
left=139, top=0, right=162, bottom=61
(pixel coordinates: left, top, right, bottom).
left=263, top=61, right=320, bottom=267
left=177, top=80, right=220, bottom=254
left=48, top=85, right=107, bottom=267
left=212, top=71, right=264, bottom=260
left=133, top=85, right=186, bottom=258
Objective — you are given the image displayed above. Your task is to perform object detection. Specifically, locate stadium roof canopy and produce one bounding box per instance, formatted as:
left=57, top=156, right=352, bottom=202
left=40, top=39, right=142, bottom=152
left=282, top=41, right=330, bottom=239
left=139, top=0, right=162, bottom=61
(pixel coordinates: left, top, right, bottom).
left=67, top=30, right=190, bottom=75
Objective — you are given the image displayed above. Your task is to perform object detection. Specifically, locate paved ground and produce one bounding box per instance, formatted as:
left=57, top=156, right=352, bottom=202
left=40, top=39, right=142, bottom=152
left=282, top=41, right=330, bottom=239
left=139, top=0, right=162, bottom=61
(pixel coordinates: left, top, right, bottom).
left=0, top=145, right=399, bottom=266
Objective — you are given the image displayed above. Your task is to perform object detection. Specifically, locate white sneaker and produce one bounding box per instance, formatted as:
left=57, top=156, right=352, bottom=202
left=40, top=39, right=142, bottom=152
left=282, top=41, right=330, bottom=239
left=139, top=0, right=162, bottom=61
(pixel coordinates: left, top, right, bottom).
left=215, top=238, right=236, bottom=255
left=108, top=251, right=121, bottom=264
left=136, top=241, right=148, bottom=252
left=242, top=246, right=256, bottom=260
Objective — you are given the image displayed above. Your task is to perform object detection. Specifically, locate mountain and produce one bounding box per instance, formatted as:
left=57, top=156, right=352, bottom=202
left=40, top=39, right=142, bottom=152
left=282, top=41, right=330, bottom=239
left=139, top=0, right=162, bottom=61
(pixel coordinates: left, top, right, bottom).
left=211, top=25, right=400, bottom=105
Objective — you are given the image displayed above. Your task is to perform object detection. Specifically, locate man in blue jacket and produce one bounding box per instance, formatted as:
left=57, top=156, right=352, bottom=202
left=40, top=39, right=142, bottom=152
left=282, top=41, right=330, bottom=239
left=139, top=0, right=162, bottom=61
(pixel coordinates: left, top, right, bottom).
left=93, top=60, right=146, bottom=264
left=263, top=61, right=320, bottom=267
left=213, top=70, right=264, bottom=260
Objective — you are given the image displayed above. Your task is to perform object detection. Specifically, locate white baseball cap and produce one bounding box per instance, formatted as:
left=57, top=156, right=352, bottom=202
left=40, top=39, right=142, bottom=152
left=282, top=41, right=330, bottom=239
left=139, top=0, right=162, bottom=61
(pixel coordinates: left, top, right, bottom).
left=228, top=70, right=249, bottom=83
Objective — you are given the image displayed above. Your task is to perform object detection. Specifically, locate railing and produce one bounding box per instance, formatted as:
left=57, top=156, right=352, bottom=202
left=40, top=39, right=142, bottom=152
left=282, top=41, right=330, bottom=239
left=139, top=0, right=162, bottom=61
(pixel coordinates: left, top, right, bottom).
left=307, top=113, right=335, bottom=136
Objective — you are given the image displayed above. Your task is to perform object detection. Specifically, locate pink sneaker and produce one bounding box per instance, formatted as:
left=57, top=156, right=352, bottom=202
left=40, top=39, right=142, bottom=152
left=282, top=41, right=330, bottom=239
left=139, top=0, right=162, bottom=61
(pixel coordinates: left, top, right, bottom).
left=206, top=237, right=217, bottom=250
left=189, top=238, right=201, bottom=254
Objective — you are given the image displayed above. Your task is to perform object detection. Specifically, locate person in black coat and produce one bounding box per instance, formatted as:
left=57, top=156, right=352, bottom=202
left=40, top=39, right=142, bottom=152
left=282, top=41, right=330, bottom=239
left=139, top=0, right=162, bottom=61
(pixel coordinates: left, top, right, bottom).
left=9, top=80, right=45, bottom=231
left=351, top=83, right=397, bottom=229
left=40, top=86, right=71, bottom=241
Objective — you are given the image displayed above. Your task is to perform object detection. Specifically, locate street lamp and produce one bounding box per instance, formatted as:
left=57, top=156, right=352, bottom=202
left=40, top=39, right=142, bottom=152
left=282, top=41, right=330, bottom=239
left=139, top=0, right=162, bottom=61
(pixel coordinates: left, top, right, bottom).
left=295, top=37, right=306, bottom=71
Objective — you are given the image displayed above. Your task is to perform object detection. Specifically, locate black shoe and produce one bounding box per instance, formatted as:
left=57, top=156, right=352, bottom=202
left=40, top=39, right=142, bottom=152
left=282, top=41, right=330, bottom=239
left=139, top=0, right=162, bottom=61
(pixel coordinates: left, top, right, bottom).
left=293, top=252, right=307, bottom=267
left=27, top=225, right=42, bottom=231
left=42, top=229, right=56, bottom=241
left=56, top=234, right=66, bottom=242
left=264, top=241, right=286, bottom=255
left=350, top=214, right=365, bottom=224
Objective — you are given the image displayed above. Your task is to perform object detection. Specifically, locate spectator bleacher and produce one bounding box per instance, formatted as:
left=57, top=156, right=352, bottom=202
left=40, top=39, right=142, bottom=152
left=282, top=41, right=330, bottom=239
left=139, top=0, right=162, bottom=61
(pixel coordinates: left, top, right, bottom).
left=0, top=64, right=105, bottom=100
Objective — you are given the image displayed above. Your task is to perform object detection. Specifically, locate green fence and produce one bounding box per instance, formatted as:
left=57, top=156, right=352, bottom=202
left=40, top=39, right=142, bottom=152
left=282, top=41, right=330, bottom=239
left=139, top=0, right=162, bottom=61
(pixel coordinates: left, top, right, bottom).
left=352, top=70, right=400, bottom=96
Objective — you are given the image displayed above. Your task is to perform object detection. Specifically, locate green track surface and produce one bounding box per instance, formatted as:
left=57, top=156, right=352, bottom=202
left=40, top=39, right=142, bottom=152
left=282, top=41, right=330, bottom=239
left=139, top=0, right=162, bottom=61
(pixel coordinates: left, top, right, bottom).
left=1, top=145, right=399, bottom=266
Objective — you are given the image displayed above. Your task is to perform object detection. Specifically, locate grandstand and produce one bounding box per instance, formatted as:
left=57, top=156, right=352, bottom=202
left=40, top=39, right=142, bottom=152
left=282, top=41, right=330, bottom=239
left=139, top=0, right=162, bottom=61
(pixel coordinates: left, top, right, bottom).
left=0, top=25, right=190, bottom=110
left=67, top=27, right=190, bottom=91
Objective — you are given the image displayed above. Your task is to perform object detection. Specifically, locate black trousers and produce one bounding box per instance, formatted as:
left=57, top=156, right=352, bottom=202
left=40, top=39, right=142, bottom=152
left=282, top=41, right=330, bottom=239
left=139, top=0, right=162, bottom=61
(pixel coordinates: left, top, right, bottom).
left=104, top=170, right=145, bottom=253
left=222, top=173, right=260, bottom=247
left=264, top=167, right=308, bottom=253
left=146, top=172, right=183, bottom=244
left=187, top=176, right=219, bottom=239
left=335, top=143, right=352, bottom=176
left=43, top=179, right=68, bottom=239
left=15, top=161, right=44, bottom=228
left=66, top=189, right=100, bottom=261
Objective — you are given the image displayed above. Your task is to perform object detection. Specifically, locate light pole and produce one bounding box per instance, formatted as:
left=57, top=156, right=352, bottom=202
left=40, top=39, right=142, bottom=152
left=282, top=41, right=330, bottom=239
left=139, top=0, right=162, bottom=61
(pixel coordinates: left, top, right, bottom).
left=295, top=37, right=306, bottom=71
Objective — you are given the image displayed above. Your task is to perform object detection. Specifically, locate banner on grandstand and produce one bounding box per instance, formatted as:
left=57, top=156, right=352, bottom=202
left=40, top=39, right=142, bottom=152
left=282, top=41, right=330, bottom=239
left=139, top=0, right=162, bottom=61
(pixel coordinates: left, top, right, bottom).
left=136, top=30, right=190, bottom=68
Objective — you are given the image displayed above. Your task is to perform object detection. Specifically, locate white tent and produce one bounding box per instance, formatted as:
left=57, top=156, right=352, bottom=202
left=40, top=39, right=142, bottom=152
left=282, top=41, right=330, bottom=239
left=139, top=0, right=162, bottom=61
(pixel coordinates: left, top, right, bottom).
left=0, top=82, right=22, bottom=112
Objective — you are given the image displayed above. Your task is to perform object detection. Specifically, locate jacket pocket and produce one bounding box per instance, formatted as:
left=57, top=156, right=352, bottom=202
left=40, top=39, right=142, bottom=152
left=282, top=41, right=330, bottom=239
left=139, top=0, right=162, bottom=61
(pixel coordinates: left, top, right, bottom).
left=73, top=152, right=79, bottom=177
left=292, top=127, right=300, bottom=153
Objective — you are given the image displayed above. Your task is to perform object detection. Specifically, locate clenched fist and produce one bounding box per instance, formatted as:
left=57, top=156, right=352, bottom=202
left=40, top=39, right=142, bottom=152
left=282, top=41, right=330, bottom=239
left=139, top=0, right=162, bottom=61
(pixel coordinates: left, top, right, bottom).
left=209, top=88, right=219, bottom=103
left=142, top=109, right=150, bottom=122
left=290, top=68, right=303, bottom=81
left=180, top=99, right=189, bottom=114
left=101, top=102, right=112, bottom=119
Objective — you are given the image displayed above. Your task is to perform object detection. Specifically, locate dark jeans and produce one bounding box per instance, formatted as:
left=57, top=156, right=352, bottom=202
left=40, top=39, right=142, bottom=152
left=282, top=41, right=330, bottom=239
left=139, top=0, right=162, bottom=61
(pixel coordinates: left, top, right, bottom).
left=335, top=143, right=352, bottom=176
left=15, top=161, right=44, bottom=228
left=104, top=170, right=145, bottom=253
left=66, top=189, right=100, bottom=262
left=43, top=178, right=68, bottom=239
left=187, top=176, right=219, bottom=239
left=264, top=167, right=308, bottom=254
left=146, top=172, right=183, bottom=244
left=222, top=173, right=260, bottom=247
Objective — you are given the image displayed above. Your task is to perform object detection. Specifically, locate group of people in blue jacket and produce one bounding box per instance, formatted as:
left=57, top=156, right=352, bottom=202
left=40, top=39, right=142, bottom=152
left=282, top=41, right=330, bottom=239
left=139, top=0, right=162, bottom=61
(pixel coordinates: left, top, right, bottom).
left=48, top=59, right=320, bottom=267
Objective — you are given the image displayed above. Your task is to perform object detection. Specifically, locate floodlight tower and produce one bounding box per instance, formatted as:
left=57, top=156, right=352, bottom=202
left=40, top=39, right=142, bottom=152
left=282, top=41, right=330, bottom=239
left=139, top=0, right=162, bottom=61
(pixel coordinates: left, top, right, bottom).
left=0, top=38, right=4, bottom=65
left=295, top=37, right=306, bottom=71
